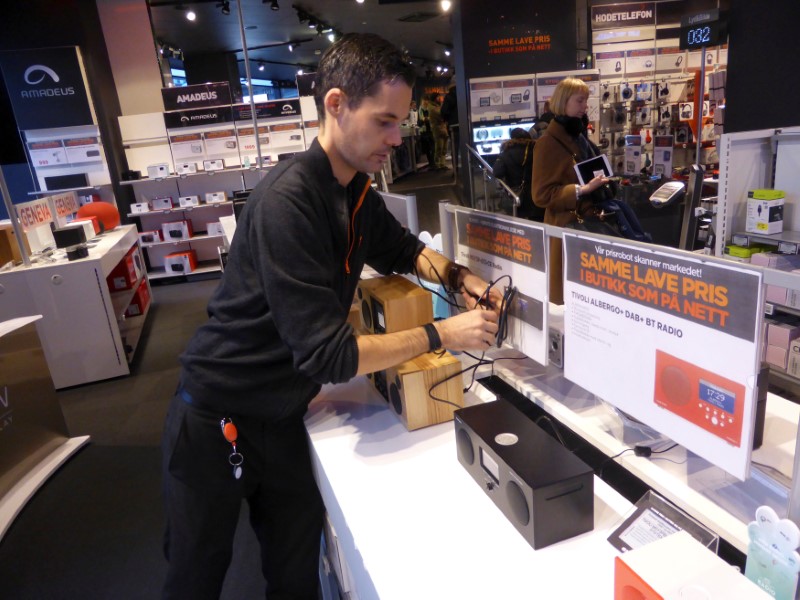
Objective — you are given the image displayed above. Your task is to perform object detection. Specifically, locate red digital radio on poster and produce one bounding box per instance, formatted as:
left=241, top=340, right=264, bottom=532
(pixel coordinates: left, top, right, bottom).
left=653, top=349, right=745, bottom=447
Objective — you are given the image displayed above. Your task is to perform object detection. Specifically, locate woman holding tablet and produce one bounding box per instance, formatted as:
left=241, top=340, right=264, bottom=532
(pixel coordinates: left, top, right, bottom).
left=531, top=77, right=609, bottom=304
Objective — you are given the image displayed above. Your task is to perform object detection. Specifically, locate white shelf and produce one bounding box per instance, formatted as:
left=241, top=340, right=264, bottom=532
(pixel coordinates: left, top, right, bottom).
left=141, top=233, right=225, bottom=248
left=127, top=201, right=233, bottom=219
left=119, top=308, right=150, bottom=362
left=119, top=166, right=267, bottom=186
left=147, top=261, right=221, bottom=280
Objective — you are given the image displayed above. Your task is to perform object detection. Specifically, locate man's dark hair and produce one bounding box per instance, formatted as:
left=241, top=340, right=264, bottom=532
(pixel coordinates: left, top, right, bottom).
left=314, top=33, right=416, bottom=123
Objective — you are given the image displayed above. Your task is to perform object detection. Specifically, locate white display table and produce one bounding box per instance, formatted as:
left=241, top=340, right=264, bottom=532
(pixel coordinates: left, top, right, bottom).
left=305, top=376, right=633, bottom=600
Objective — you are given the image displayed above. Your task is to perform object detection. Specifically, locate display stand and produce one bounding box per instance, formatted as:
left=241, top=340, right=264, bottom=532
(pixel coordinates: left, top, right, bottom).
left=0, top=316, right=89, bottom=540
left=0, top=225, right=150, bottom=389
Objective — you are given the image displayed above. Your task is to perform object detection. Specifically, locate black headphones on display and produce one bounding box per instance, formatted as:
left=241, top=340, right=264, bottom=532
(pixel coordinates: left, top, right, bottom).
left=598, top=135, right=610, bottom=149
left=616, top=135, right=626, bottom=148
left=614, top=106, right=626, bottom=125
left=615, top=61, right=622, bottom=72
left=621, top=84, right=632, bottom=100
left=659, top=82, right=670, bottom=97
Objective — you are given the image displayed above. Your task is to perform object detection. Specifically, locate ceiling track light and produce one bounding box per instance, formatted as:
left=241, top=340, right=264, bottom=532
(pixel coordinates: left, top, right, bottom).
left=265, top=0, right=279, bottom=9
left=217, top=1, right=230, bottom=15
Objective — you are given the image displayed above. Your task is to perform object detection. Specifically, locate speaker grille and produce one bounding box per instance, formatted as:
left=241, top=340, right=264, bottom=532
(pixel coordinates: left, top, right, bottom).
left=456, top=427, right=474, bottom=465
left=389, top=382, right=403, bottom=415
left=506, top=480, right=530, bottom=527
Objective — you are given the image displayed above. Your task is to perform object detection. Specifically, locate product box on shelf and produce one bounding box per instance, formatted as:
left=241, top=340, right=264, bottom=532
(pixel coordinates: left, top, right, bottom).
left=131, top=201, right=150, bottom=214
left=746, top=189, right=785, bottom=235
left=205, top=191, right=227, bottom=204
left=164, top=249, right=198, bottom=274
left=124, top=278, right=151, bottom=318
left=161, top=220, right=194, bottom=241
left=138, top=230, right=162, bottom=245
left=151, top=196, right=174, bottom=210
left=207, top=222, right=225, bottom=237
left=789, top=340, right=800, bottom=377
left=107, top=246, right=141, bottom=291
left=178, top=195, right=200, bottom=208
left=146, top=163, right=170, bottom=179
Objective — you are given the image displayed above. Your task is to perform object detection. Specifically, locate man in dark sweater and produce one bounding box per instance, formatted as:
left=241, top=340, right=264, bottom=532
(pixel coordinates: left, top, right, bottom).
left=161, top=33, right=500, bottom=600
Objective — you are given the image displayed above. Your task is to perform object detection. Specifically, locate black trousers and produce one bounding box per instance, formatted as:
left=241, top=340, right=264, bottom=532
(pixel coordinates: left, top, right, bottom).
left=161, top=393, right=324, bottom=600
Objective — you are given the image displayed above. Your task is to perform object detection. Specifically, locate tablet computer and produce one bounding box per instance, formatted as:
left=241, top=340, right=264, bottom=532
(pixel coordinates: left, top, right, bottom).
left=574, top=154, right=613, bottom=185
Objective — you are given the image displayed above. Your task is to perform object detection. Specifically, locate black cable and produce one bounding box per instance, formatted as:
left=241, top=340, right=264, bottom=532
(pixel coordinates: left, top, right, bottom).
left=597, top=447, right=634, bottom=477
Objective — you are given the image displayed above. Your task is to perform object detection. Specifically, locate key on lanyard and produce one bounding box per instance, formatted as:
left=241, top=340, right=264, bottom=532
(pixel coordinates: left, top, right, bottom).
left=220, top=417, right=244, bottom=480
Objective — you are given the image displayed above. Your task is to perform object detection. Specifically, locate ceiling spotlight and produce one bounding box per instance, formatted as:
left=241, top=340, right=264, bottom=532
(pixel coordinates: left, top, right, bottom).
left=269, top=0, right=280, bottom=10
left=356, top=0, right=365, bottom=4
left=258, top=62, right=265, bottom=72
left=185, top=9, right=196, bottom=21
left=288, top=43, right=294, bottom=52
left=308, top=19, right=317, bottom=29
left=297, top=68, right=304, bottom=75
left=436, top=65, right=442, bottom=72
left=316, top=23, right=324, bottom=35
left=327, top=32, right=335, bottom=42
left=441, top=0, right=452, bottom=11
left=444, top=48, right=451, bottom=56
left=218, top=1, right=230, bottom=15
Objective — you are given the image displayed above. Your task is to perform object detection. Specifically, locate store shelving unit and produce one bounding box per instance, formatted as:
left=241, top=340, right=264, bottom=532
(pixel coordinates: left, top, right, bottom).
left=121, top=168, right=257, bottom=280
left=0, top=225, right=150, bottom=389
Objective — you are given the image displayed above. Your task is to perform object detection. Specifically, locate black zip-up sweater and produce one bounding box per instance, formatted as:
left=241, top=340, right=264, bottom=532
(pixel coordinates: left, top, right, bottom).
left=179, top=139, right=424, bottom=420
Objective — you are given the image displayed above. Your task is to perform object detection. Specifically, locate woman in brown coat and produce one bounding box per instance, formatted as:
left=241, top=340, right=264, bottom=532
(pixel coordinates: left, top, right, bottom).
left=532, top=77, right=609, bottom=304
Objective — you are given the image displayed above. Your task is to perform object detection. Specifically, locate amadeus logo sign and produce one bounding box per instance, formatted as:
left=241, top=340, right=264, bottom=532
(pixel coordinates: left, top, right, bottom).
left=162, top=82, right=232, bottom=112
left=0, top=46, right=93, bottom=129
left=20, top=64, right=76, bottom=98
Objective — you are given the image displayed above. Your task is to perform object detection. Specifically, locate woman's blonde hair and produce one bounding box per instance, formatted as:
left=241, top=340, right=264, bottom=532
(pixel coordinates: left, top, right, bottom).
left=549, top=77, right=590, bottom=116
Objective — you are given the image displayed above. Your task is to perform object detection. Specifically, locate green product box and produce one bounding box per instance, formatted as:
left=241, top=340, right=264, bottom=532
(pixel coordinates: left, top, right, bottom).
left=725, top=244, right=768, bottom=258
left=747, top=189, right=786, bottom=200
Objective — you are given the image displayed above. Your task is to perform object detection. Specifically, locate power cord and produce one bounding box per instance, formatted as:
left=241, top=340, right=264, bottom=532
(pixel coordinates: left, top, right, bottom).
left=597, top=442, right=679, bottom=477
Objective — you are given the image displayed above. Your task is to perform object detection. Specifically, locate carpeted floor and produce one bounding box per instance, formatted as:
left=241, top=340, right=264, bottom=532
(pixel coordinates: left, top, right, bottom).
left=0, top=278, right=265, bottom=600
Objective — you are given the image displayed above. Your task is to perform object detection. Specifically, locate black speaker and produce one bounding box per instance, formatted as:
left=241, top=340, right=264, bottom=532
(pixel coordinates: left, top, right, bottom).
left=454, top=400, right=594, bottom=550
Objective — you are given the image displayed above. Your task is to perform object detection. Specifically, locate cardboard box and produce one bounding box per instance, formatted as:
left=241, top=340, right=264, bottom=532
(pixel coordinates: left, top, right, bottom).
left=175, top=162, right=197, bottom=175
left=766, top=344, right=789, bottom=370
left=0, top=223, right=30, bottom=266
left=748, top=188, right=786, bottom=201
left=74, top=215, right=100, bottom=234
left=124, top=278, right=151, bottom=318
left=788, top=340, right=800, bottom=377
left=131, top=202, right=150, bottom=214
left=161, top=220, right=193, bottom=241
left=767, top=320, right=800, bottom=348
left=746, top=197, right=784, bottom=235
left=107, top=248, right=139, bottom=291
left=614, top=531, right=770, bottom=600
left=146, top=163, right=170, bottom=179
left=750, top=252, right=800, bottom=270
left=765, top=285, right=788, bottom=305
left=138, top=230, right=162, bottom=245
left=724, top=244, right=768, bottom=258
left=207, top=222, right=225, bottom=237
left=152, top=196, right=174, bottom=210
left=164, top=250, right=198, bottom=274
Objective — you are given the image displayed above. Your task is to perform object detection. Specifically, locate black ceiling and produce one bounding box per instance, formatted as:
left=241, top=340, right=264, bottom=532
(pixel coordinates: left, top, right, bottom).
left=147, top=0, right=455, bottom=84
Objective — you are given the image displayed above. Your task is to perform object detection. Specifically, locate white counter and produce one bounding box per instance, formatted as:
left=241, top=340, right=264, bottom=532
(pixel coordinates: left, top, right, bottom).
left=305, top=376, right=633, bottom=600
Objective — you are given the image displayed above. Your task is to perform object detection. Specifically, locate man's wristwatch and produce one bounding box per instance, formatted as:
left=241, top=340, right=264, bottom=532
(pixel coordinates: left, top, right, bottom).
left=423, top=323, right=443, bottom=352
left=447, top=263, right=470, bottom=291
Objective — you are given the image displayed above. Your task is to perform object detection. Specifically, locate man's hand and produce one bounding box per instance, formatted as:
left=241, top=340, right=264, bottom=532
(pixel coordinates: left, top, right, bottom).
left=436, top=307, right=499, bottom=351
left=460, top=271, right=503, bottom=315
